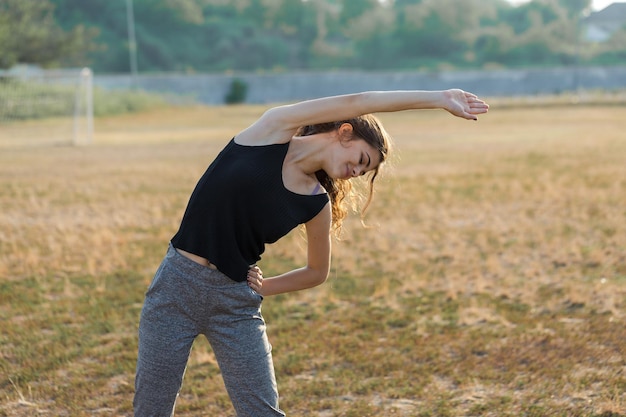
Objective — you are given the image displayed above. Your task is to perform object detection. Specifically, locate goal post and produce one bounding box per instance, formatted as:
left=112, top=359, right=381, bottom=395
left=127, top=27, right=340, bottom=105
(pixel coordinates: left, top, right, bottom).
left=0, top=66, right=94, bottom=146
left=74, top=68, right=94, bottom=146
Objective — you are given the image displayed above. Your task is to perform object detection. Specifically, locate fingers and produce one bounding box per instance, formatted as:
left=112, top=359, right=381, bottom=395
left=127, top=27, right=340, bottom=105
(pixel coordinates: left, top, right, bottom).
left=247, top=265, right=263, bottom=293
left=468, top=103, right=489, bottom=114
left=464, top=92, right=489, bottom=119
left=465, top=92, right=488, bottom=107
left=446, top=89, right=489, bottom=120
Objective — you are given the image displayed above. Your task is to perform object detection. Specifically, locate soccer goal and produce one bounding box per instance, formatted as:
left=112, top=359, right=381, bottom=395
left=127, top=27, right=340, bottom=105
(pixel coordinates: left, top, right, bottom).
left=0, top=66, right=94, bottom=146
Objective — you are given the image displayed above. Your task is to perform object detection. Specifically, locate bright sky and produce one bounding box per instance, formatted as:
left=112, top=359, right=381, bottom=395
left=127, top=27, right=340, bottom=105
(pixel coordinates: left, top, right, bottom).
left=507, top=0, right=617, bottom=11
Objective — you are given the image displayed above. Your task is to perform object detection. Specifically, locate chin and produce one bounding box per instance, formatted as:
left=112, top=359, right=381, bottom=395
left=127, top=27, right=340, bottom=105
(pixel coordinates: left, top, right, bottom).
left=329, top=174, right=347, bottom=181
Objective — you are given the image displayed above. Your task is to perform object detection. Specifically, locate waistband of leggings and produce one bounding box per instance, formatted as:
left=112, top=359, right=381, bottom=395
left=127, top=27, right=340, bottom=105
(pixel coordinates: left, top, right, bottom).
left=165, top=242, right=240, bottom=287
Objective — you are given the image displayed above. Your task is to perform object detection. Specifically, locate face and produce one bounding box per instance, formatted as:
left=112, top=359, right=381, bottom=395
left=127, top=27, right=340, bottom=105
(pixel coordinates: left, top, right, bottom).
left=333, top=137, right=382, bottom=180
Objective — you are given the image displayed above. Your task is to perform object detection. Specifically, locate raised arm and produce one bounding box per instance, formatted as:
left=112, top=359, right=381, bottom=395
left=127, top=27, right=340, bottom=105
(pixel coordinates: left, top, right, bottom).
left=272, top=89, right=488, bottom=126
left=235, top=89, right=489, bottom=145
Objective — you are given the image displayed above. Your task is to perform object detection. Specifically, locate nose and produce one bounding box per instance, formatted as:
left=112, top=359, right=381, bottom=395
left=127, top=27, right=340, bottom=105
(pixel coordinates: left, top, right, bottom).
left=351, top=166, right=364, bottom=177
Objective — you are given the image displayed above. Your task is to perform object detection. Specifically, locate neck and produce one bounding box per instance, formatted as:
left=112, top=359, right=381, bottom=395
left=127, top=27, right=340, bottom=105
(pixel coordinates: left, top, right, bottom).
left=287, top=134, right=332, bottom=175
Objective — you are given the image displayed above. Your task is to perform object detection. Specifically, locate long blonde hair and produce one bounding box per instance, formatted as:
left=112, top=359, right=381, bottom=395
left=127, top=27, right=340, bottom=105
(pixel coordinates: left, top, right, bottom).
left=296, top=114, right=391, bottom=234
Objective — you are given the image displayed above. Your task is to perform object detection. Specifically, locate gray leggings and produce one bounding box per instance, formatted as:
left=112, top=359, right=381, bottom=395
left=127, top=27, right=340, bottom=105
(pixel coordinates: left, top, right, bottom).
left=133, top=244, right=285, bottom=416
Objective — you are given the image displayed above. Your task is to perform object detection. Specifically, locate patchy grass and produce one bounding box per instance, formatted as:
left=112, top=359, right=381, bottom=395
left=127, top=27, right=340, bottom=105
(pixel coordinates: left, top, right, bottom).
left=0, top=99, right=625, bottom=416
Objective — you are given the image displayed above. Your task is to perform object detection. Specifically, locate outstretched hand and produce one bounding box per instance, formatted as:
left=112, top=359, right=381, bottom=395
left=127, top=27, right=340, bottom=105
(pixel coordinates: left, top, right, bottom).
left=443, top=89, right=489, bottom=121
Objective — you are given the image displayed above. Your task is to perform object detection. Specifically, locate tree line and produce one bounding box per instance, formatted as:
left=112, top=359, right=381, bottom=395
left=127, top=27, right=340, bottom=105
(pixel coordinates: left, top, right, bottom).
left=1, top=0, right=625, bottom=74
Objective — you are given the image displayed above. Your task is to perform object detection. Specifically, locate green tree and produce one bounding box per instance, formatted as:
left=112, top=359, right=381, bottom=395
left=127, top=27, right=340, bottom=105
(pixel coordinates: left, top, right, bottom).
left=0, top=0, right=97, bottom=69
left=593, top=25, right=626, bottom=65
left=52, top=0, right=137, bottom=72
left=391, top=0, right=479, bottom=69
left=338, top=0, right=379, bottom=25
left=16, top=0, right=624, bottom=74
left=339, top=1, right=397, bottom=69
left=557, top=0, right=592, bottom=18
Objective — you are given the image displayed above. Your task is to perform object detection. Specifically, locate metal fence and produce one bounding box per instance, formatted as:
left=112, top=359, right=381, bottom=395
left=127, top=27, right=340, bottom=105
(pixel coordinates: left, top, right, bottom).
left=94, top=66, right=626, bottom=105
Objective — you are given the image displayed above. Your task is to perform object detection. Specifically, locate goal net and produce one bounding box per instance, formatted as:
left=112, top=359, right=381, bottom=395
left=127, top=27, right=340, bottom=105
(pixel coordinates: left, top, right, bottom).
left=0, top=66, right=94, bottom=146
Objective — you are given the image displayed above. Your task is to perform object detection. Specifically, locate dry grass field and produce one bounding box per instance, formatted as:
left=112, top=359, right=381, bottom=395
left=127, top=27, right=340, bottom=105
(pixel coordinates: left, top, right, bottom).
left=0, top=98, right=625, bottom=416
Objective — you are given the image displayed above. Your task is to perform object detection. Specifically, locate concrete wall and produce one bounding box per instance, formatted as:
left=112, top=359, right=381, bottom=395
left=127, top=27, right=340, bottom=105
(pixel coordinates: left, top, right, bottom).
left=94, top=66, right=626, bottom=105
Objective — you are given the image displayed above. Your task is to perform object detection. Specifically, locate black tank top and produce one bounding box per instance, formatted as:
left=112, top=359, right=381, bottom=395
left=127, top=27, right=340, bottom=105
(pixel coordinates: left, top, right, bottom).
left=171, top=139, right=329, bottom=282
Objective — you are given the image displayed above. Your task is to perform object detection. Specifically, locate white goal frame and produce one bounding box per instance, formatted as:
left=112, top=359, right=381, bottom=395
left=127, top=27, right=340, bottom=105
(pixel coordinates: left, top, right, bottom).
left=0, top=67, right=94, bottom=146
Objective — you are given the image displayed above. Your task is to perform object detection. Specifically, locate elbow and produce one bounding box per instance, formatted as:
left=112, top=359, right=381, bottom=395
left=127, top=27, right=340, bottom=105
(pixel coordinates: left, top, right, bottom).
left=309, top=266, right=329, bottom=287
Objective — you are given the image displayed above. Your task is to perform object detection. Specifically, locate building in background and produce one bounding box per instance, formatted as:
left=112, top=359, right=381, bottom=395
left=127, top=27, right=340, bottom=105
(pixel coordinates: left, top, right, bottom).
left=584, top=2, right=626, bottom=42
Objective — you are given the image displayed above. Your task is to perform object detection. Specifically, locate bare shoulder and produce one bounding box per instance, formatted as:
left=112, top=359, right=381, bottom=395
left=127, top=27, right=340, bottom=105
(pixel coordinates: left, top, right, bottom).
left=234, top=108, right=298, bottom=146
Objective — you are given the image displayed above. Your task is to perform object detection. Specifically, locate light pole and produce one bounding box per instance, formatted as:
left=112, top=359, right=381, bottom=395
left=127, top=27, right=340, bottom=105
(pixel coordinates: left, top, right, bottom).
left=575, top=6, right=592, bottom=99
left=126, top=0, right=138, bottom=85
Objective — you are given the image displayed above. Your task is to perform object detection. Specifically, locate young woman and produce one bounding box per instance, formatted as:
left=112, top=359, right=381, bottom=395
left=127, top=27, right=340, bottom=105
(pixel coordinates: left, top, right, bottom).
left=133, top=89, right=489, bottom=416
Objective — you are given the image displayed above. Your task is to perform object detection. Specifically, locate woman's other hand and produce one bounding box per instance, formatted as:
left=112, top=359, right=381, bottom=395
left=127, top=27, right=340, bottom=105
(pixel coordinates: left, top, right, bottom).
left=443, top=89, right=489, bottom=121
left=247, top=265, right=264, bottom=294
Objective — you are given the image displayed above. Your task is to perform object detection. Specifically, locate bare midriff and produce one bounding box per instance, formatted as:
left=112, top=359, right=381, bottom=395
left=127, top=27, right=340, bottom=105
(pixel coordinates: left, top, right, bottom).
left=175, top=248, right=218, bottom=270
